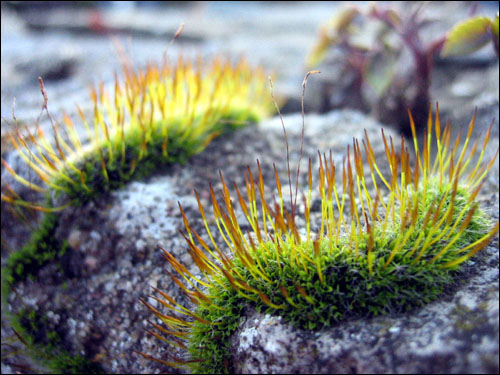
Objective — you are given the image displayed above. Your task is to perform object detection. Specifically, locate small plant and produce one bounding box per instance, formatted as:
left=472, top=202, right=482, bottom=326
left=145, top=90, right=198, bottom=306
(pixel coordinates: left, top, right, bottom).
left=305, top=3, right=499, bottom=134
left=139, top=82, right=498, bottom=372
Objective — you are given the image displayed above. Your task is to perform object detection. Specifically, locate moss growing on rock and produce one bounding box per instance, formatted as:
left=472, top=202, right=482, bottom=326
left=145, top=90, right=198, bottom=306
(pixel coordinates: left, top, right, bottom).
left=9, top=308, right=104, bottom=374
left=140, top=107, right=498, bottom=373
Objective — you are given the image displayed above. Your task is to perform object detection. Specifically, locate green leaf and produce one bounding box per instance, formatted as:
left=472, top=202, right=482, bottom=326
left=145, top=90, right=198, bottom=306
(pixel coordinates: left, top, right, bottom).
left=441, top=16, right=493, bottom=57
left=492, top=13, right=499, bottom=40
left=492, top=13, right=499, bottom=56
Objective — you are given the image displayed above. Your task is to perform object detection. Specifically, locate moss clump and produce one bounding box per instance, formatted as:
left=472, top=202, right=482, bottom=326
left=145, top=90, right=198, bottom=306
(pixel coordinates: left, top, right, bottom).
left=56, top=109, right=261, bottom=206
left=186, top=181, right=492, bottom=373
left=1, top=210, right=68, bottom=301
left=140, top=107, right=498, bottom=373
left=2, top=57, right=273, bottom=212
left=9, top=308, right=104, bottom=374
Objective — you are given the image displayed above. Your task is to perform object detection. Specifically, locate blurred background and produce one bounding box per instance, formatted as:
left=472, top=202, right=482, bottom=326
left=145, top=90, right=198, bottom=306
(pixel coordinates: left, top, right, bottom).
left=2, top=1, right=498, bottom=135
left=1, top=1, right=340, bottom=120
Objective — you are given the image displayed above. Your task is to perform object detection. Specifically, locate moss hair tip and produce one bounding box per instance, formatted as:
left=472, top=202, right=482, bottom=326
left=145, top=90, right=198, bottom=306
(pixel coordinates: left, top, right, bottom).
left=1, top=55, right=274, bottom=211
left=141, top=104, right=498, bottom=373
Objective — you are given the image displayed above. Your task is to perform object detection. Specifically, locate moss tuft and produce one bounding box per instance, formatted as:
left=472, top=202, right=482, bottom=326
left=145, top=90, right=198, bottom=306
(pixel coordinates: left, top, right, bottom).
left=2, top=57, right=273, bottom=211
left=9, top=308, right=104, bottom=374
left=140, top=106, right=498, bottom=373
left=1, top=208, right=68, bottom=303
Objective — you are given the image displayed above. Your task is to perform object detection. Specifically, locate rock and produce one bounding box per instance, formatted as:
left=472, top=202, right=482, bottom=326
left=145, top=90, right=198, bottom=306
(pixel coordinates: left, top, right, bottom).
left=1, top=109, right=399, bottom=374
